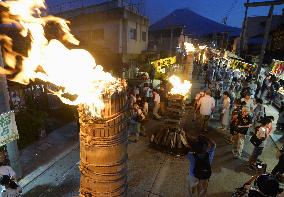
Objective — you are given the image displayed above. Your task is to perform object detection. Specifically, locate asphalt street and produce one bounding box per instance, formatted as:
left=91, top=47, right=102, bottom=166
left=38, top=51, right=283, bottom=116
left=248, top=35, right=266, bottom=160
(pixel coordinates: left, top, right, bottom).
left=19, top=81, right=283, bottom=197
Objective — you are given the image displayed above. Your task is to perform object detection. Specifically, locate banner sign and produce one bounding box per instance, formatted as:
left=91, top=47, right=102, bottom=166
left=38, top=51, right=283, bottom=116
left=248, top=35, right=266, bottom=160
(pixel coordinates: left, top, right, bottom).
left=229, top=59, right=257, bottom=74
left=151, top=56, right=176, bottom=74
left=151, top=56, right=176, bottom=68
left=271, top=59, right=284, bottom=80
left=0, top=111, right=19, bottom=147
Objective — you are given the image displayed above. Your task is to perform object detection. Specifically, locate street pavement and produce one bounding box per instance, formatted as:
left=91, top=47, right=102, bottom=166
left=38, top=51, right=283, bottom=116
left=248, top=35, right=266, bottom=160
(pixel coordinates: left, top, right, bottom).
left=18, top=80, right=283, bottom=197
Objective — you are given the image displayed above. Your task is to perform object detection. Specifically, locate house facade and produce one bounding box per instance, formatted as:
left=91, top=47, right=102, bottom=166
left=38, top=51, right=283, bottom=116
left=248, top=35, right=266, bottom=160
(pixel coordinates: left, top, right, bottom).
left=48, top=0, right=149, bottom=76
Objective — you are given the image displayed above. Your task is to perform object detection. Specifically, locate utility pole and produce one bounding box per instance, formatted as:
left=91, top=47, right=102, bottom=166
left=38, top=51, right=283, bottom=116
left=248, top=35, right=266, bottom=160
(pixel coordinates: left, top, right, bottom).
left=238, top=0, right=250, bottom=57
left=170, top=27, right=173, bottom=56
left=259, top=5, right=274, bottom=65
left=0, top=48, right=22, bottom=178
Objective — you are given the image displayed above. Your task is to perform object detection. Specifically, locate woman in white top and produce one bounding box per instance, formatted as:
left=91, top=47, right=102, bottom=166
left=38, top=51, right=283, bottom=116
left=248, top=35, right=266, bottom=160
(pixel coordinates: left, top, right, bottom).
left=220, top=91, right=231, bottom=130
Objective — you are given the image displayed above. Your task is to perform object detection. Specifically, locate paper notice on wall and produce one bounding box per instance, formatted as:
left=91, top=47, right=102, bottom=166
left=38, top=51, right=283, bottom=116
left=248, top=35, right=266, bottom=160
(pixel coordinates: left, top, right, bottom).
left=0, top=111, right=19, bottom=147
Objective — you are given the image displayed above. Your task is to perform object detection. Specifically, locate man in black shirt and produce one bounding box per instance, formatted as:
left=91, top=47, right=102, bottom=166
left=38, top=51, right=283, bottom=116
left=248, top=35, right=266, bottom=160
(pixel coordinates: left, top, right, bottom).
left=233, top=107, right=252, bottom=158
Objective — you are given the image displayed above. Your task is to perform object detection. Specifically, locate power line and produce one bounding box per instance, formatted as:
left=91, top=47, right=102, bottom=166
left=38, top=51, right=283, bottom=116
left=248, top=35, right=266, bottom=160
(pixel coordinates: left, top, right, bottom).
left=222, top=0, right=240, bottom=25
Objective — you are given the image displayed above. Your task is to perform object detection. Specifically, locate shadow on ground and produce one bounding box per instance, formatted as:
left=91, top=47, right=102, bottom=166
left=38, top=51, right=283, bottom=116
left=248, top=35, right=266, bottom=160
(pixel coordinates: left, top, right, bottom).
left=23, top=179, right=78, bottom=197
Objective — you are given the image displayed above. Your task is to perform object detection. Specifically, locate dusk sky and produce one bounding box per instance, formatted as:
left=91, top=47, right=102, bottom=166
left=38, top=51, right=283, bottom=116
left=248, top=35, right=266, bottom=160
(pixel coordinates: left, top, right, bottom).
left=47, top=0, right=284, bottom=28
left=145, top=0, right=284, bottom=27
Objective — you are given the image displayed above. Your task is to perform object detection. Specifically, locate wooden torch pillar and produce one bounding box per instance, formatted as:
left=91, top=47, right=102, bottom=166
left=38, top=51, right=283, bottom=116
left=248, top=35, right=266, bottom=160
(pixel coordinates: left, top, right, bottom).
left=78, top=91, right=128, bottom=197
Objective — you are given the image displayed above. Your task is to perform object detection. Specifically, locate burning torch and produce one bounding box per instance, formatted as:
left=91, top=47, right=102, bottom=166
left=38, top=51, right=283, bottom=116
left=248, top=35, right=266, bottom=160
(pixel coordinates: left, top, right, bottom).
left=0, top=0, right=128, bottom=196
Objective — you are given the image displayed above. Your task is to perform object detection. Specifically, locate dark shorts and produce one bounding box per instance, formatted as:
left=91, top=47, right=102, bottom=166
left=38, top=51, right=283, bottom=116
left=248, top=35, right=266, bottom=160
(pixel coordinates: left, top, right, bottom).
left=251, top=146, right=264, bottom=159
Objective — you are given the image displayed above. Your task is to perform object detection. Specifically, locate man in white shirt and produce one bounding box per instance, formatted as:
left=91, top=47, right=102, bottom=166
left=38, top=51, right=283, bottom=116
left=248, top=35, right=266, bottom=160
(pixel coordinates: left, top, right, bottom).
left=241, top=94, right=254, bottom=114
left=197, top=89, right=215, bottom=132
left=248, top=80, right=257, bottom=98
left=153, top=90, right=161, bottom=119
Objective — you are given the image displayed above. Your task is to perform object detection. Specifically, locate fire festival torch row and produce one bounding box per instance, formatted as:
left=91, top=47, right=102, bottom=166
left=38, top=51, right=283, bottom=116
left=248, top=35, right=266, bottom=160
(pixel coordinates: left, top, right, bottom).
left=0, top=0, right=128, bottom=196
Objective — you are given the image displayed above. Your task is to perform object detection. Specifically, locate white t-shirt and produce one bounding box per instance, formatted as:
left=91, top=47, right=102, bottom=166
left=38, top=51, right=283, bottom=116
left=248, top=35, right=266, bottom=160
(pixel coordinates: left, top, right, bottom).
left=257, top=126, right=268, bottom=147
left=198, top=95, right=215, bottom=115
left=241, top=98, right=254, bottom=112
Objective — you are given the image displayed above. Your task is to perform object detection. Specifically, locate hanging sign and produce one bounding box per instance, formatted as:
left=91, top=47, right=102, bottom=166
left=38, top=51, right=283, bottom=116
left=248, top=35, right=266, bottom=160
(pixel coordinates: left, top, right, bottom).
left=151, top=56, right=176, bottom=67
left=229, top=59, right=257, bottom=74
left=0, top=111, right=19, bottom=147
left=151, top=56, right=176, bottom=74
left=271, top=59, right=284, bottom=79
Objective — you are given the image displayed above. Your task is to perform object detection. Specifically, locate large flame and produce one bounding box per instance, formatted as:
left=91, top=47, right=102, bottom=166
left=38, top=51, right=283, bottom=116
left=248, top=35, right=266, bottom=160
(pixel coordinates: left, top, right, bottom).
left=0, top=0, right=124, bottom=117
left=168, top=75, right=192, bottom=96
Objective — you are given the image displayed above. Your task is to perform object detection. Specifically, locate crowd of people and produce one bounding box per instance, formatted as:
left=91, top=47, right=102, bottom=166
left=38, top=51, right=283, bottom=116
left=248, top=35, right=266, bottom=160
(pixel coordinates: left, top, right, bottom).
left=193, top=58, right=283, bottom=165
left=189, top=58, right=284, bottom=196
left=125, top=56, right=284, bottom=196
left=127, top=81, right=166, bottom=142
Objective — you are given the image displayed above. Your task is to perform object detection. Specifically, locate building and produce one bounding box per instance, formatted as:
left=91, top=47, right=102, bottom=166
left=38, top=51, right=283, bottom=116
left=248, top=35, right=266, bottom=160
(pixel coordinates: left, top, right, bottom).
left=47, top=0, right=149, bottom=76
left=243, top=9, right=284, bottom=62
left=148, top=8, right=240, bottom=57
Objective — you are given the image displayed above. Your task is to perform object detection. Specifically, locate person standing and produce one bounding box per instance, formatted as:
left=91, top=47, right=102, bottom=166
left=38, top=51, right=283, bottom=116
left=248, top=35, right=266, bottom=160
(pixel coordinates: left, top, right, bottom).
left=241, top=94, right=254, bottom=114
left=248, top=117, right=272, bottom=170
left=193, top=89, right=205, bottom=122
left=248, top=79, right=257, bottom=99
left=260, top=75, right=271, bottom=100
left=233, top=107, right=252, bottom=158
left=235, top=80, right=242, bottom=99
left=267, top=76, right=280, bottom=105
left=129, top=91, right=136, bottom=109
left=159, top=85, right=167, bottom=116
left=220, top=91, right=231, bottom=131
left=149, top=64, right=155, bottom=83
left=128, top=103, right=145, bottom=142
left=255, top=76, right=263, bottom=98
left=187, top=135, right=216, bottom=197
left=214, top=80, right=223, bottom=107
left=197, top=89, right=215, bottom=132
left=253, top=98, right=266, bottom=127
left=152, top=89, right=161, bottom=120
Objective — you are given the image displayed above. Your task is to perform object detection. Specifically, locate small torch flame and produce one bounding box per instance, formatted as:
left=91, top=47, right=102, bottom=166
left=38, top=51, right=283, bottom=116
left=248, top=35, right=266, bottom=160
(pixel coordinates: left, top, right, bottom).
left=168, top=75, right=192, bottom=96
left=0, top=0, right=124, bottom=117
left=199, top=45, right=207, bottom=50
left=184, top=42, right=195, bottom=53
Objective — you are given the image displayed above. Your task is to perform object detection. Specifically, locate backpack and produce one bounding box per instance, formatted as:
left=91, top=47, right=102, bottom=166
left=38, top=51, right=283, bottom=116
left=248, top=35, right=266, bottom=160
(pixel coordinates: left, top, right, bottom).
left=193, top=152, right=212, bottom=180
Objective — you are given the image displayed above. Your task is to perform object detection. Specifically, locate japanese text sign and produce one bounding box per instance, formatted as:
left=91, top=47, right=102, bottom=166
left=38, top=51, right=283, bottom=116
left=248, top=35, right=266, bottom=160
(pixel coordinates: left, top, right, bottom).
left=0, top=111, right=19, bottom=147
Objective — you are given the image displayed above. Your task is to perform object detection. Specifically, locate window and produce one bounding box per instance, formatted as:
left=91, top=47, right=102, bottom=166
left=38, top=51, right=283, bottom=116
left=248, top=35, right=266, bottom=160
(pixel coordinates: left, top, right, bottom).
left=129, top=28, right=137, bottom=40
left=142, top=31, right=146, bottom=42
left=92, top=29, right=104, bottom=41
